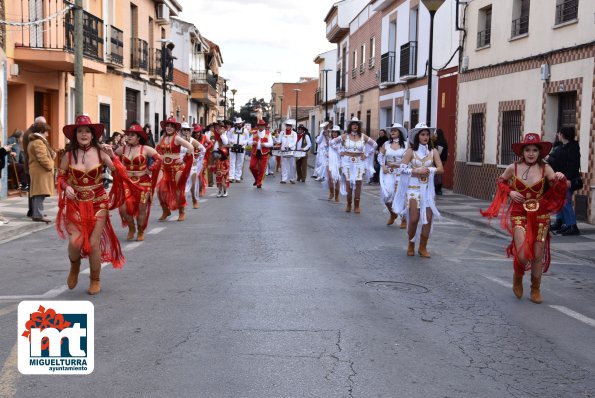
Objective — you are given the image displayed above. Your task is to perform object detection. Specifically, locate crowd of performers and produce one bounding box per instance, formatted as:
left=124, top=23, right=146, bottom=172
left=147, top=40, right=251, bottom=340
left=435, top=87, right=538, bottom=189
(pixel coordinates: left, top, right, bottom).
left=54, top=114, right=569, bottom=304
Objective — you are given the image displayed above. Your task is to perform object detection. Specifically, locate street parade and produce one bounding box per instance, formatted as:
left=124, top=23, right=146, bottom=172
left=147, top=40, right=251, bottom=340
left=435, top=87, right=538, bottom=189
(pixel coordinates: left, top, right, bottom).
left=0, top=0, right=594, bottom=396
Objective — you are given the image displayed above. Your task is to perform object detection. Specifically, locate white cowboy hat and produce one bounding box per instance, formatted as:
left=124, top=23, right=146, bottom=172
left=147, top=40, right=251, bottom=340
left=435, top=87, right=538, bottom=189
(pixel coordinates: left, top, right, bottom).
left=386, top=123, right=408, bottom=139
left=234, top=117, right=244, bottom=124
left=331, top=125, right=342, bottom=132
left=350, top=117, right=361, bottom=123
left=284, top=119, right=296, bottom=126
left=319, top=121, right=330, bottom=129
left=180, top=122, right=191, bottom=130
left=408, top=122, right=436, bottom=144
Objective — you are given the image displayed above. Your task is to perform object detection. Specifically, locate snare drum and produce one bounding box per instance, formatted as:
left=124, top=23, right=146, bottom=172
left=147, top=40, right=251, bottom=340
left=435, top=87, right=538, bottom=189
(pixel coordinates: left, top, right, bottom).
left=281, top=150, right=295, bottom=158
left=293, top=151, right=307, bottom=158
left=271, top=149, right=284, bottom=157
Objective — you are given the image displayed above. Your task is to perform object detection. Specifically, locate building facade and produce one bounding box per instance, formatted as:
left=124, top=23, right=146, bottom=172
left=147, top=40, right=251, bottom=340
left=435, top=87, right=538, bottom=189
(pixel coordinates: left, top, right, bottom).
left=455, top=0, right=595, bottom=223
left=310, top=49, right=338, bottom=134
left=270, top=79, right=318, bottom=130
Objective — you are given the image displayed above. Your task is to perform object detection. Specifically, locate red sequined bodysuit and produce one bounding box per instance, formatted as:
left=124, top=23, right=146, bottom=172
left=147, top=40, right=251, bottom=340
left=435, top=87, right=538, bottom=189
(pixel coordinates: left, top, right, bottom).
left=156, top=135, right=192, bottom=210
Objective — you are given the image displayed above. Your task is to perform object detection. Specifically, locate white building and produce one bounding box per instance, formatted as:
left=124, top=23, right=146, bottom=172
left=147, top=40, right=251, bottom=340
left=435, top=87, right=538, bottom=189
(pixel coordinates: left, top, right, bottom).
left=455, top=0, right=595, bottom=223
left=310, top=49, right=338, bottom=135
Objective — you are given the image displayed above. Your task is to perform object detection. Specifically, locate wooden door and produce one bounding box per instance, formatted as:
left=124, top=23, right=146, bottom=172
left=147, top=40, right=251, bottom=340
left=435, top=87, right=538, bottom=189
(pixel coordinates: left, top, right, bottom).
left=437, top=71, right=457, bottom=189
left=125, top=89, right=139, bottom=129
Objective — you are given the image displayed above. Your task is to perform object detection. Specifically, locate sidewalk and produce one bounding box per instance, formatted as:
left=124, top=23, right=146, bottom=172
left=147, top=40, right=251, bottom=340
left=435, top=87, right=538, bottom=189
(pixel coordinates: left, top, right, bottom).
left=0, top=195, right=58, bottom=243
left=435, top=190, right=595, bottom=265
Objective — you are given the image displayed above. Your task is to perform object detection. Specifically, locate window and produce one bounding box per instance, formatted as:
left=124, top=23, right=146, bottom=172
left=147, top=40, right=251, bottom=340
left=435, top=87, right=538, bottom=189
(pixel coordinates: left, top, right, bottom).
left=360, top=44, right=366, bottom=74
left=469, top=113, right=485, bottom=162
left=477, top=5, right=492, bottom=48
left=366, top=110, right=371, bottom=135
left=410, top=108, right=419, bottom=128
left=511, top=0, right=530, bottom=37
left=500, top=111, right=522, bottom=164
left=369, top=37, right=376, bottom=68
left=557, top=91, right=577, bottom=130
left=555, top=0, right=578, bottom=24
left=352, top=50, right=358, bottom=78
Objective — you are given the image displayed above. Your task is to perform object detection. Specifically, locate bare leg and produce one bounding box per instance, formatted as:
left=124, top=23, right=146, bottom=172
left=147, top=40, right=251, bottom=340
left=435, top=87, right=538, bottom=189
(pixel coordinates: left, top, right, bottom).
left=119, top=203, right=135, bottom=240
left=354, top=181, right=362, bottom=213
left=87, top=212, right=108, bottom=295
left=67, top=227, right=82, bottom=289
left=407, top=199, right=419, bottom=256
left=530, top=241, right=545, bottom=303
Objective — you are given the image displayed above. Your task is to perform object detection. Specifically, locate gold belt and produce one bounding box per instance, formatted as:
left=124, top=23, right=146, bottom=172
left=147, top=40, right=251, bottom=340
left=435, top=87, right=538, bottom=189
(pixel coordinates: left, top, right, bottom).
left=73, top=183, right=103, bottom=191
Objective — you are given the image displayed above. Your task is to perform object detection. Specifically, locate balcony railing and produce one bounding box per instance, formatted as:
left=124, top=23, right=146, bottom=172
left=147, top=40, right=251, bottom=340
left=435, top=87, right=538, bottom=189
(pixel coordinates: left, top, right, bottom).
left=107, top=25, right=123, bottom=66
left=477, top=29, right=491, bottom=47
left=369, top=57, right=375, bottom=69
left=511, top=16, right=529, bottom=37
left=131, top=37, right=149, bottom=72
left=555, top=0, right=578, bottom=24
left=191, top=70, right=218, bottom=90
left=64, top=3, right=104, bottom=61
left=399, top=42, right=417, bottom=78
left=149, top=48, right=162, bottom=77
left=380, top=51, right=395, bottom=83
left=351, top=67, right=357, bottom=79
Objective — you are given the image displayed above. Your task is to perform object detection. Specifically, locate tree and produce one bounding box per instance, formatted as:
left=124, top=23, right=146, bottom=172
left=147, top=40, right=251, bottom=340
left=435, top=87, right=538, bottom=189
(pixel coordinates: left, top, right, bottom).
left=238, top=98, right=270, bottom=126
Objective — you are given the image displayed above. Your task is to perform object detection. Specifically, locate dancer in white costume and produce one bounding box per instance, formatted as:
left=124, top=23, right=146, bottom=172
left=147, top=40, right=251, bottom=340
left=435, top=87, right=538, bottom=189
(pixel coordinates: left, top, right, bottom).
left=378, top=123, right=408, bottom=227
left=392, top=123, right=443, bottom=258
left=314, top=122, right=330, bottom=180
left=325, top=125, right=342, bottom=202
left=329, top=117, right=377, bottom=213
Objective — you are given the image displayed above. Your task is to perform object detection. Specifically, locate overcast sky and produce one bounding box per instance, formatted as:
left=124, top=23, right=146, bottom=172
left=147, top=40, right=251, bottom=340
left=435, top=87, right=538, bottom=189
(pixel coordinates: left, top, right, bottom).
left=177, top=0, right=336, bottom=108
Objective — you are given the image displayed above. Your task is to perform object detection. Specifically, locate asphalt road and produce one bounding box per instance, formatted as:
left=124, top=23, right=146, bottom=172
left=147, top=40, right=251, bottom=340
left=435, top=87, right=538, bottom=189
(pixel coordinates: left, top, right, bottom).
left=1, top=173, right=594, bottom=397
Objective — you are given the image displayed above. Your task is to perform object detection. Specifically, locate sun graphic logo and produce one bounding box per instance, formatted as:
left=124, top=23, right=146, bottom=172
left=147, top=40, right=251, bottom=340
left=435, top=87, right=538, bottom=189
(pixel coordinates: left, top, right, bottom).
left=18, top=301, right=94, bottom=375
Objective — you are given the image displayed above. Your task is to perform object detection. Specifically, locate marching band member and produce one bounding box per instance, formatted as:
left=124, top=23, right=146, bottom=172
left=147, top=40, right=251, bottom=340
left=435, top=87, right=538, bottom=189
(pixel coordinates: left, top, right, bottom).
left=179, top=122, right=206, bottom=209
left=295, top=124, right=312, bottom=183
left=115, top=123, right=162, bottom=241
left=329, top=117, right=377, bottom=213
left=56, top=115, right=134, bottom=295
left=314, top=122, right=330, bottom=181
left=155, top=117, right=194, bottom=221
left=326, top=125, right=342, bottom=202
left=210, top=122, right=230, bottom=197
left=193, top=124, right=213, bottom=198
left=481, top=133, right=567, bottom=303
left=228, top=117, right=249, bottom=183
left=378, top=123, right=408, bottom=227
left=279, top=119, right=297, bottom=184
left=392, top=123, right=443, bottom=258
left=250, top=119, right=273, bottom=188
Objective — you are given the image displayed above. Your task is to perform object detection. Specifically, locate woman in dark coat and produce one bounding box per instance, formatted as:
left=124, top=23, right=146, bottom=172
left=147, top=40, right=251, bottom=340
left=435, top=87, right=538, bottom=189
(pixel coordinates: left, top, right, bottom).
left=433, top=129, right=448, bottom=195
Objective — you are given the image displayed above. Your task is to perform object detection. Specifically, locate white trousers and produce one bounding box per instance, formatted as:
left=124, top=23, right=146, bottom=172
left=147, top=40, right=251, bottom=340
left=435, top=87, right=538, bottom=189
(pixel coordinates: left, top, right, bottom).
left=229, top=151, right=245, bottom=180
left=281, top=157, right=296, bottom=182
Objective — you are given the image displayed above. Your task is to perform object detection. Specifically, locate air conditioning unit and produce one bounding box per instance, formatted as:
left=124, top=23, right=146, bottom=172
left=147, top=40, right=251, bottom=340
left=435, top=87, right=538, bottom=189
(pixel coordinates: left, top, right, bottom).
left=156, top=3, right=169, bottom=24
left=540, top=63, right=550, bottom=81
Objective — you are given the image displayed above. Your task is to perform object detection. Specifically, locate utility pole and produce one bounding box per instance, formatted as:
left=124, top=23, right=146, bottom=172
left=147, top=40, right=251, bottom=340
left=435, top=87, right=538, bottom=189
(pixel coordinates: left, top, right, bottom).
left=74, top=0, right=83, bottom=116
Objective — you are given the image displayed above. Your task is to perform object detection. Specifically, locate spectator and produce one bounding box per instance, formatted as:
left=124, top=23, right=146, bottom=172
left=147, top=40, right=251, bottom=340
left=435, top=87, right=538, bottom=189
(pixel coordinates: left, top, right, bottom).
left=143, top=124, right=156, bottom=148
left=0, top=140, right=12, bottom=223
left=27, top=122, right=55, bottom=223
left=547, top=126, right=581, bottom=236
left=433, top=129, right=448, bottom=195
left=372, top=129, right=389, bottom=183
left=7, top=129, right=28, bottom=191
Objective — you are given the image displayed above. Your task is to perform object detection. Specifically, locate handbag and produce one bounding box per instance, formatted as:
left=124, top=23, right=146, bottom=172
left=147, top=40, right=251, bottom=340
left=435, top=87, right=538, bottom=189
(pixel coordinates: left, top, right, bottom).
left=570, top=175, right=583, bottom=191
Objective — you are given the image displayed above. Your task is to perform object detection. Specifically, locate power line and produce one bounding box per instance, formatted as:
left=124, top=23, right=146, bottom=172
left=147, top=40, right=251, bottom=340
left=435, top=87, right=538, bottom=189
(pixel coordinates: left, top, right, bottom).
left=0, top=4, right=73, bottom=27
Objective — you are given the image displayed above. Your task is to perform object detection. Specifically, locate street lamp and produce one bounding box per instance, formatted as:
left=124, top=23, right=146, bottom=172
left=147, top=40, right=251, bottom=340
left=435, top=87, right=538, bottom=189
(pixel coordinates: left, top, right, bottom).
left=321, top=69, right=331, bottom=122
left=157, top=38, right=171, bottom=135
left=421, top=0, right=445, bottom=126
left=222, top=79, right=229, bottom=121
left=293, top=88, right=301, bottom=126
left=230, top=89, right=237, bottom=119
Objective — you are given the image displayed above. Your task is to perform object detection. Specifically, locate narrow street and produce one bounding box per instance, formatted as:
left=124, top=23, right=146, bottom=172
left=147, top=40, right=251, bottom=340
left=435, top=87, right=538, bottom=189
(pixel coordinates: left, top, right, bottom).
left=1, top=174, right=594, bottom=397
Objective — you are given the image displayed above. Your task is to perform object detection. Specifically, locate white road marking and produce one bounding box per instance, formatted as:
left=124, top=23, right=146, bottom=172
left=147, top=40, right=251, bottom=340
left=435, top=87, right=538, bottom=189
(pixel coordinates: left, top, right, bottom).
left=549, top=305, right=595, bottom=328
left=0, top=342, right=17, bottom=397
left=124, top=242, right=142, bottom=250
left=198, top=199, right=208, bottom=203
left=147, top=227, right=166, bottom=235
left=482, top=274, right=512, bottom=288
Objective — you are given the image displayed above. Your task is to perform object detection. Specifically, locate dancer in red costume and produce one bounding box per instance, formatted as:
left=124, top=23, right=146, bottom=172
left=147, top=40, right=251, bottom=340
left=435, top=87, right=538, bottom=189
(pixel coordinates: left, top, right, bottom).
left=193, top=124, right=213, bottom=198
left=250, top=119, right=273, bottom=188
left=56, top=115, right=134, bottom=295
left=115, top=123, right=162, bottom=241
left=155, top=117, right=194, bottom=221
left=209, top=122, right=230, bottom=197
left=481, top=133, right=567, bottom=303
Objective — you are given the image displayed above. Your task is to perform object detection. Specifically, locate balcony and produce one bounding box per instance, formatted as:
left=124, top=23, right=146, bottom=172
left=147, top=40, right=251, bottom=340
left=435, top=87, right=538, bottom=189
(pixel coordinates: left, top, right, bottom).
left=399, top=42, right=417, bottom=79
left=477, top=29, right=491, bottom=48
left=131, top=37, right=149, bottom=72
left=380, top=51, right=395, bottom=83
left=326, top=13, right=349, bottom=43
left=555, top=0, right=578, bottom=24
left=12, top=0, right=106, bottom=73
left=106, top=25, right=123, bottom=67
left=149, top=48, right=162, bottom=78
left=191, top=70, right=218, bottom=105
left=511, top=16, right=529, bottom=37
left=336, top=70, right=346, bottom=99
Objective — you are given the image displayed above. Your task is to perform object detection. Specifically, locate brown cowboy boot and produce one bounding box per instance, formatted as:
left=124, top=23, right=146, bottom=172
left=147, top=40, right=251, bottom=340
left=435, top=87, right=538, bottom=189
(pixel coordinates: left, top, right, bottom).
left=334, top=186, right=340, bottom=202
left=67, top=256, right=81, bottom=289
left=88, top=265, right=101, bottom=295
left=386, top=203, right=397, bottom=225
left=345, top=194, right=352, bottom=212
left=328, top=185, right=334, bottom=200
left=354, top=199, right=361, bottom=214
left=192, top=198, right=199, bottom=209
left=158, top=206, right=171, bottom=221
left=418, top=235, right=431, bottom=258
left=400, top=217, right=407, bottom=229
left=407, top=231, right=415, bottom=256
left=530, top=275, right=543, bottom=304
left=126, top=222, right=136, bottom=241
left=512, top=273, right=523, bottom=299
left=136, top=227, right=145, bottom=241
left=178, top=207, right=186, bottom=221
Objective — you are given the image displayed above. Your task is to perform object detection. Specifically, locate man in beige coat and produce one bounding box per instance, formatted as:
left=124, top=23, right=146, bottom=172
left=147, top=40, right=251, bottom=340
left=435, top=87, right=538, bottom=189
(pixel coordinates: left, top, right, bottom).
left=27, top=122, right=55, bottom=223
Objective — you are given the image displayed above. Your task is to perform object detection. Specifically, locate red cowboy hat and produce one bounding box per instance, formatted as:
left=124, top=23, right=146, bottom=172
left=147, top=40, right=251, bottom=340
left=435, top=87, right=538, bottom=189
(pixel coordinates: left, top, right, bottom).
left=123, top=123, right=148, bottom=141
left=62, top=114, right=104, bottom=141
left=511, top=132, right=552, bottom=157
left=160, top=117, right=181, bottom=130
left=256, top=119, right=267, bottom=126
left=193, top=124, right=203, bottom=133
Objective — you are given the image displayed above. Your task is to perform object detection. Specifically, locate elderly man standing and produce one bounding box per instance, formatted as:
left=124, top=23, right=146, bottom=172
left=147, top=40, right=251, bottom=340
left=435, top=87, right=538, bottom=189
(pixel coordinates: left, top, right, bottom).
left=227, top=117, right=249, bottom=183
